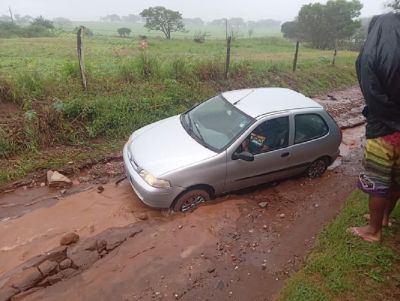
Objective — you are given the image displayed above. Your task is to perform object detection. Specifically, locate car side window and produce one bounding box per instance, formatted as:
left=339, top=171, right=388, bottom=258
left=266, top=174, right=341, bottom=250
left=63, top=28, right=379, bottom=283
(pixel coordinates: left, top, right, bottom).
left=294, top=114, right=329, bottom=144
left=239, top=116, right=289, bottom=155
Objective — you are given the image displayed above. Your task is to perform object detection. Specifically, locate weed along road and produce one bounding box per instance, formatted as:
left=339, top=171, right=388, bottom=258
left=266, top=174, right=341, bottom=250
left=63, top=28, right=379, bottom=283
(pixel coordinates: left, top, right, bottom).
left=0, top=87, right=365, bottom=301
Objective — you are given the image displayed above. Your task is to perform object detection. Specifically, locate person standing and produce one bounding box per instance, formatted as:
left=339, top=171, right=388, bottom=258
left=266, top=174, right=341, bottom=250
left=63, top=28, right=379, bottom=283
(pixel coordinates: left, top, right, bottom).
left=349, top=13, right=400, bottom=242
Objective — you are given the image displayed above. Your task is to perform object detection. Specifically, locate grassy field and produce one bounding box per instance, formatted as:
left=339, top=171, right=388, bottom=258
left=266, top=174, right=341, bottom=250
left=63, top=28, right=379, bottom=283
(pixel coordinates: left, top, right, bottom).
left=63, top=21, right=282, bottom=38
left=0, top=35, right=358, bottom=184
left=277, top=190, right=400, bottom=301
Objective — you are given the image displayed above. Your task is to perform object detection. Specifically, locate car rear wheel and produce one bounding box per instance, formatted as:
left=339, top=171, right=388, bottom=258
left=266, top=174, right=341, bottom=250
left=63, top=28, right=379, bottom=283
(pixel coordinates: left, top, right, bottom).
left=173, top=189, right=210, bottom=212
left=307, top=158, right=329, bottom=178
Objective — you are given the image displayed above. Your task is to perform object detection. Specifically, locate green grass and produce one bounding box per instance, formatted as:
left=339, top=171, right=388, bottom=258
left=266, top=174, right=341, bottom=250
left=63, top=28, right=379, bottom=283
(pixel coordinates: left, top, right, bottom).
left=277, top=190, right=400, bottom=301
left=0, top=139, right=123, bottom=184
left=61, top=22, right=282, bottom=38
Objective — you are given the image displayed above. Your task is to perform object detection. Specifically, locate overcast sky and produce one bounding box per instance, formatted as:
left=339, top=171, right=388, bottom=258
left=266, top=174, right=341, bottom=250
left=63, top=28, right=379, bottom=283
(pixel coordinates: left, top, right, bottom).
left=1, top=0, right=388, bottom=22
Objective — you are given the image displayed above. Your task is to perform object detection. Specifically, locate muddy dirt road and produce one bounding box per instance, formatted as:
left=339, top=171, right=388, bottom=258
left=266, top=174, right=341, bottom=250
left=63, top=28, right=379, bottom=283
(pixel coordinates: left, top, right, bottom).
left=0, top=87, right=365, bottom=301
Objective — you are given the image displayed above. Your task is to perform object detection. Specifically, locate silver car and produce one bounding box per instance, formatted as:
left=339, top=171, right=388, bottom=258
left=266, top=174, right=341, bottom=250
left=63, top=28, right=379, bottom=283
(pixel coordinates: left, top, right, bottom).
left=123, top=88, right=341, bottom=212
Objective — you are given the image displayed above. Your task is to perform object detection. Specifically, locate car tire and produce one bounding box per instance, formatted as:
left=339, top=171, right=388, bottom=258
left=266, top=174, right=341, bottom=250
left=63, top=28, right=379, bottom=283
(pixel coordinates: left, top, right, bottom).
left=173, top=189, right=210, bottom=212
left=307, top=158, right=329, bottom=178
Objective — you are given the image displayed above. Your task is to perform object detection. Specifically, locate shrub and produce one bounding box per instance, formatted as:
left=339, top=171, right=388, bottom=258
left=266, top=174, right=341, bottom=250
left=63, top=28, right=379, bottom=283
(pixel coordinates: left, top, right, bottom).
left=15, top=71, right=45, bottom=99
left=61, top=60, right=81, bottom=79
left=0, top=128, right=18, bottom=159
left=169, top=58, right=189, bottom=81
left=0, top=21, right=22, bottom=38
left=135, top=52, right=160, bottom=80
left=193, top=59, right=223, bottom=81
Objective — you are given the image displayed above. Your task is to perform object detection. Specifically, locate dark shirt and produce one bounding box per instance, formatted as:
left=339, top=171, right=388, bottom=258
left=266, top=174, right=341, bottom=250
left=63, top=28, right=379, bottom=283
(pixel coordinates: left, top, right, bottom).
left=355, top=13, right=400, bottom=139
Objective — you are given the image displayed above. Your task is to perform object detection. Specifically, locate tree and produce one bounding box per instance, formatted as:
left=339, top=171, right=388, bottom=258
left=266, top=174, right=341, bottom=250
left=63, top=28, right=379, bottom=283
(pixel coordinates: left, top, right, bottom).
left=31, top=16, right=54, bottom=29
left=256, top=19, right=281, bottom=27
left=117, top=27, right=131, bottom=37
left=140, top=6, right=185, bottom=39
left=297, top=0, right=362, bottom=49
left=122, top=14, right=141, bottom=23
left=183, top=18, right=204, bottom=26
left=281, top=21, right=299, bottom=39
left=248, top=28, right=254, bottom=38
left=53, top=17, right=72, bottom=27
left=209, top=19, right=225, bottom=26
left=229, top=17, right=245, bottom=28
left=386, top=0, right=400, bottom=11
left=14, top=14, right=33, bottom=25
left=100, top=14, right=121, bottom=22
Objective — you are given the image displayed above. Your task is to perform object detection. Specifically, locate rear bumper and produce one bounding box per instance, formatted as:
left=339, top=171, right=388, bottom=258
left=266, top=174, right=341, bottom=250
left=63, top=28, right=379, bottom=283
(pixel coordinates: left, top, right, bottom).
left=123, top=143, right=184, bottom=209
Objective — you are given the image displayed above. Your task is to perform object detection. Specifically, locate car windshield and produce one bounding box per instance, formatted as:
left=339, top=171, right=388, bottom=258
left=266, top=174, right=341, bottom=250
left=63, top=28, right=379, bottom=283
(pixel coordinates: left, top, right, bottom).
left=181, top=95, right=255, bottom=152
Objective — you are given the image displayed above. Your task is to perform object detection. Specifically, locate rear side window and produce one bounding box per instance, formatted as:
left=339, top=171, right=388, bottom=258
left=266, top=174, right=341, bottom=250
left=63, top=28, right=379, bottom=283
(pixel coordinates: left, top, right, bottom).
left=295, top=114, right=329, bottom=144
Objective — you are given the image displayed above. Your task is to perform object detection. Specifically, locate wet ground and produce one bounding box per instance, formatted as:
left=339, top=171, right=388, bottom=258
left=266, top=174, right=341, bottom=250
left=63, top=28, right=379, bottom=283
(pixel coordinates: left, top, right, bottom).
left=0, top=86, right=366, bottom=301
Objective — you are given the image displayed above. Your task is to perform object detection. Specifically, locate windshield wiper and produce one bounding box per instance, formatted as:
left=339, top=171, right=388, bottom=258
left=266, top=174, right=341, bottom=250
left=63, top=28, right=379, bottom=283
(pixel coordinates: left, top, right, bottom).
left=192, top=119, right=206, bottom=144
left=183, top=112, right=193, bottom=133
left=185, top=112, right=206, bottom=145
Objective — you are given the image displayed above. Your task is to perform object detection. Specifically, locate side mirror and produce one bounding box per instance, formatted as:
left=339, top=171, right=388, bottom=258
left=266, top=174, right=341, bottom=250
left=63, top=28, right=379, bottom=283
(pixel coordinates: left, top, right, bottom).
left=232, top=151, right=254, bottom=162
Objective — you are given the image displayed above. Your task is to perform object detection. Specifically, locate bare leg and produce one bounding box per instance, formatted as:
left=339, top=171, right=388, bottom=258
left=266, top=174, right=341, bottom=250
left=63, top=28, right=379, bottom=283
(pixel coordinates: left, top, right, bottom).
left=383, top=189, right=400, bottom=225
left=350, top=195, right=387, bottom=242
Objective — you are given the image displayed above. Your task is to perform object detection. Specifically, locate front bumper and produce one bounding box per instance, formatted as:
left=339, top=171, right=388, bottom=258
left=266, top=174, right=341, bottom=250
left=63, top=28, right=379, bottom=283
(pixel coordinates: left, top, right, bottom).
left=123, top=143, right=184, bottom=209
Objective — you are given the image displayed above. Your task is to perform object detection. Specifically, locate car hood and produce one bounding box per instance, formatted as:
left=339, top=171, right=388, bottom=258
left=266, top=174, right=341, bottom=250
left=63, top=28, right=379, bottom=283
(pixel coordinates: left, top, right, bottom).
left=127, top=115, right=217, bottom=177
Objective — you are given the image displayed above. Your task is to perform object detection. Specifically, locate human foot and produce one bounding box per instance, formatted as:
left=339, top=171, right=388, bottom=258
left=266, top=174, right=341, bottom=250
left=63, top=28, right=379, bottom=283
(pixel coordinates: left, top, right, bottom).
left=363, top=214, right=393, bottom=227
left=347, top=226, right=381, bottom=243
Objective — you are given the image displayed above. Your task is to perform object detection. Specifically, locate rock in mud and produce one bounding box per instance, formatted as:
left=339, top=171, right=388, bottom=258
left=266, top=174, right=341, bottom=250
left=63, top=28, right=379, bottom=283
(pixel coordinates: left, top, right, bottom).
left=47, top=171, right=72, bottom=188
left=45, top=246, right=68, bottom=262
left=105, top=233, right=128, bottom=251
left=258, top=202, right=268, bottom=209
left=60, top=232, right=79, bottom=246
left=96, top=239, right=107, bottom=252
left=45, top=273, right=63, bottom=285
left=10, top=287, right=42, bottom=301
left=60, top=268, right=78, bottom=278
left=97, top=186, right=104, bottom=193
left=6, top=267, right=43, bottom=291
left=67, top=248, right=99, bottom=270
left=138, top=213, right=148, bottom=221
left=37, top=260, right=57, bottom=277
left=216, top=280, right=225, bottom=290
left=59, top=258, right=72, bottom=270
left=0, top=287, right=19, bottom=301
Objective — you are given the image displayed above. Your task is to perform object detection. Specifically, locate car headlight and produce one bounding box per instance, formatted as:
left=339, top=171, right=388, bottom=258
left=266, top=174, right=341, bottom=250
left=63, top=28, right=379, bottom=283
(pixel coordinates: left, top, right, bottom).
left=139, top=170, right=171, bottom=189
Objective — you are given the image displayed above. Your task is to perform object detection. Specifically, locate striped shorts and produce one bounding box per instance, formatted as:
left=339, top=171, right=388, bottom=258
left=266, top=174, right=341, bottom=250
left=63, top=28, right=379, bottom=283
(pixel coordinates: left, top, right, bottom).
left=358, top=137, right=400, bottom=196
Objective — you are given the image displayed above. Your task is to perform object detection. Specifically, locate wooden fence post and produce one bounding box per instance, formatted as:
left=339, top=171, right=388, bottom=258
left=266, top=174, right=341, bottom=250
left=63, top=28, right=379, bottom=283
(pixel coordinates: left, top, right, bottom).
left=332, top=40, right=337, bottom=65
left=293, top=40, right=300, bottom=72
left=225, top=36, right=232, bottom=80
left=225, top=19, right=228, bottom=41
left=77, top=26, right=88, bottom=90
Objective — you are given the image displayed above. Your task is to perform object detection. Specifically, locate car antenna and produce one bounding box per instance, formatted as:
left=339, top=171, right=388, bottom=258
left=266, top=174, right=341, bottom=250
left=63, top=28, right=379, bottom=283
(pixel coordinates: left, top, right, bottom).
left=233, top=90, right=255, bottom=105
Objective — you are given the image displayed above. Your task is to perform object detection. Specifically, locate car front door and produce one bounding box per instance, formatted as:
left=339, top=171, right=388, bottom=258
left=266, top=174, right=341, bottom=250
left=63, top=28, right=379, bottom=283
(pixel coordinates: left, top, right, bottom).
left=225, top=115, right=294, bottom=192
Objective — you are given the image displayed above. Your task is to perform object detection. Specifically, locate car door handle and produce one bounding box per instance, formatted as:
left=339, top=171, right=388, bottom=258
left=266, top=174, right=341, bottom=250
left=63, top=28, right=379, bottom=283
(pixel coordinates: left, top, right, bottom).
left=281, top=152, right=290, bottom=158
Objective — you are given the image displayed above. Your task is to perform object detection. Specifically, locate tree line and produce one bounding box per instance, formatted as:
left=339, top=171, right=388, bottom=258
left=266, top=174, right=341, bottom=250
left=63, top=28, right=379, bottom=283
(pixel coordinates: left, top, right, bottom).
left=281, top=0, right=400, bottom=50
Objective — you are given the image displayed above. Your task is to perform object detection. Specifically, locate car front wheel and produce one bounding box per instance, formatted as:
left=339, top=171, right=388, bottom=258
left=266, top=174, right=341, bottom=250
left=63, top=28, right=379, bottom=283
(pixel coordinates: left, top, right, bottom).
left=307, top=158, right=329, bottom=178
left=173, top=189, right=210, bottom=212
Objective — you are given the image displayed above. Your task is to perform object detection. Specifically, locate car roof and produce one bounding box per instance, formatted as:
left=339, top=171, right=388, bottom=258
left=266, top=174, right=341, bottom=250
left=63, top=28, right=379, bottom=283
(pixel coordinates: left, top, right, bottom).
left=222, top=88, right=322, bottom=118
